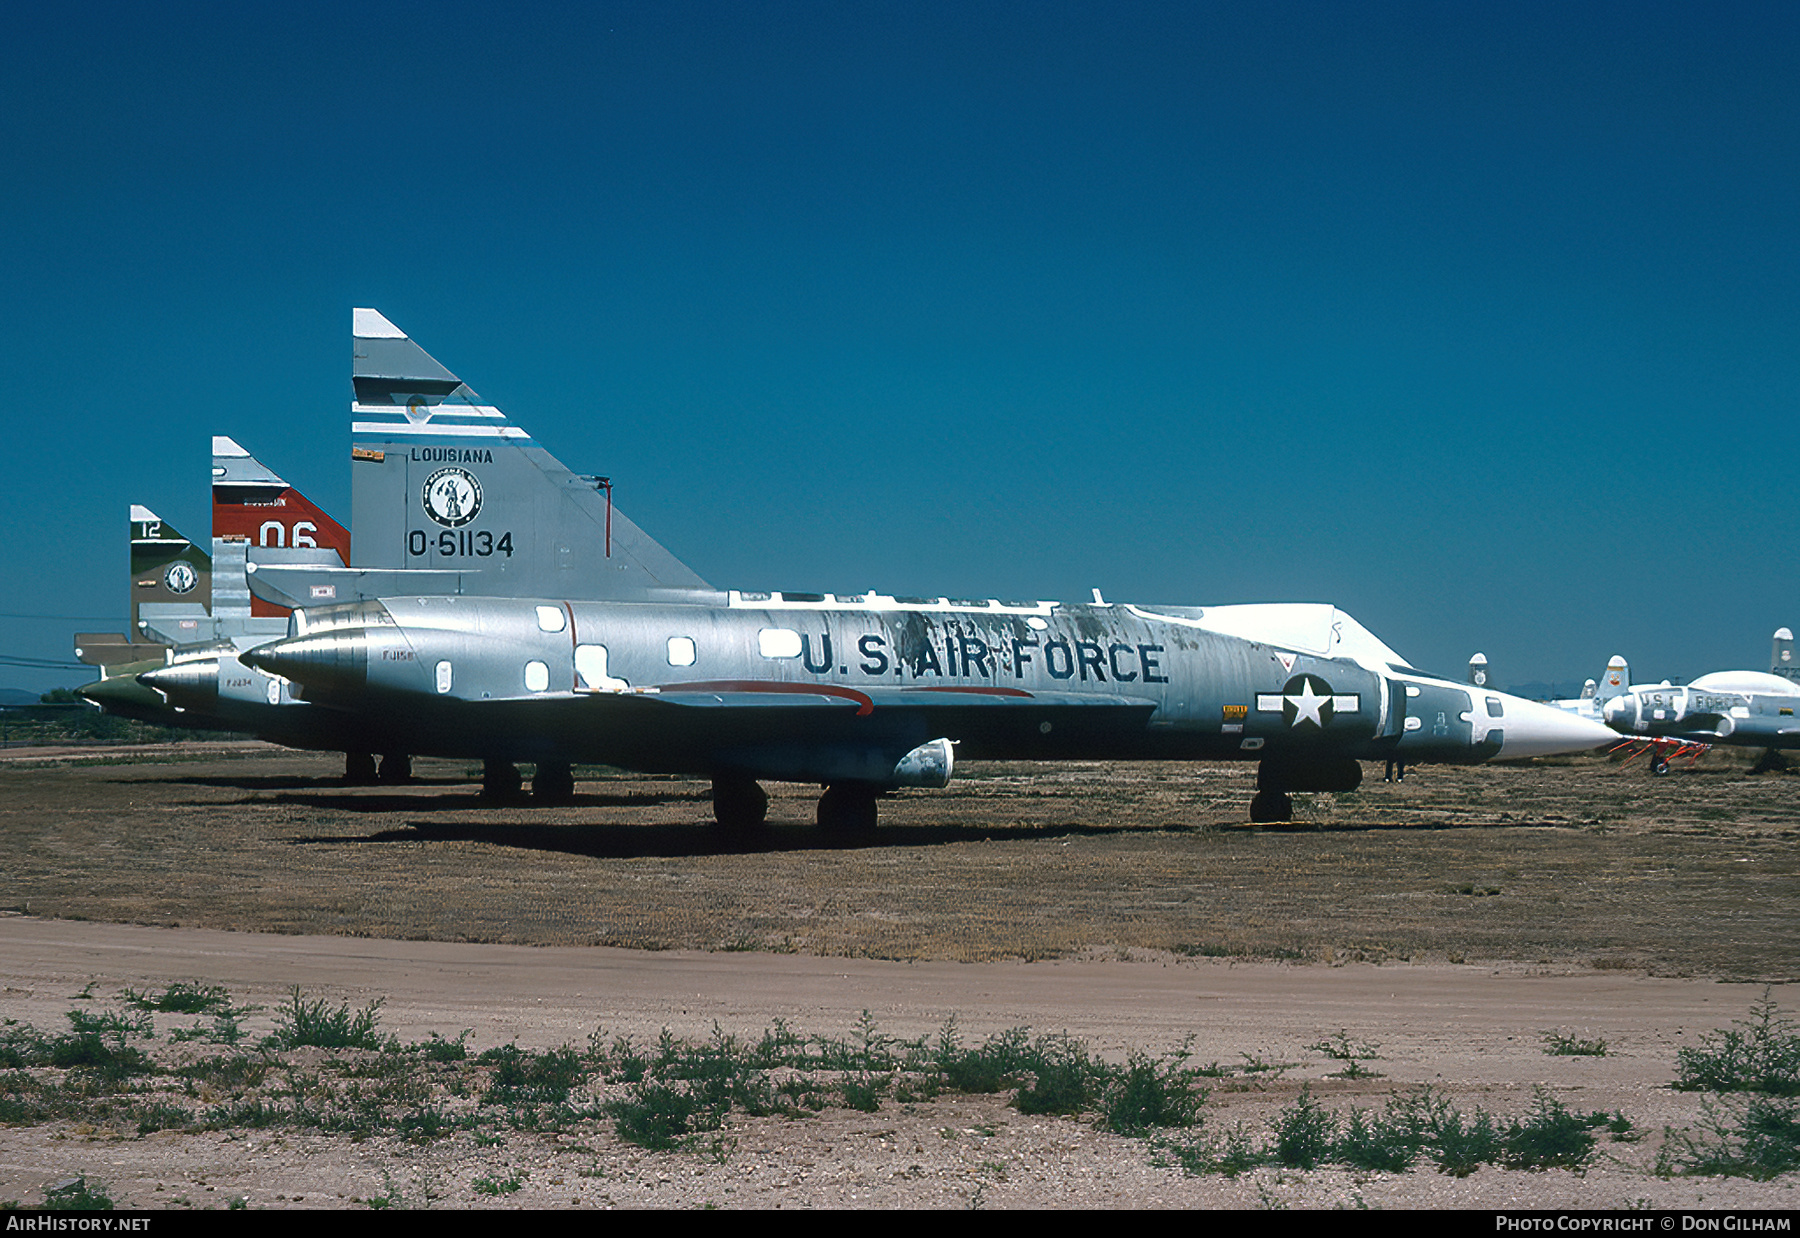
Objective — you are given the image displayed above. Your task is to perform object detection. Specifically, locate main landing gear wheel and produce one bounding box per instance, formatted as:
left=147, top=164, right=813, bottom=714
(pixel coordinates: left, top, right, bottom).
left=343, top=751, right=378, bottom=785
left=1249, top=790, right=1293, bottom=823
left=534, top=761, right=576, bottom=803
left=712, top=777, right=768, bottom=831
left=481, top=760, right=522, bottom=800
left=378, top=753, right=412, bottom=785
left=817, top=783, right=879, bottom=833
left=1650, top=753, right=1671, bottom=776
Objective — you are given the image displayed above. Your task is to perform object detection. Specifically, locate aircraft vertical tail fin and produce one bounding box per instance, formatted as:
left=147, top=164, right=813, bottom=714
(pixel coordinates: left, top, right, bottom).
left=129, top=505, right=212, bottom=646
left=1596, top=655, right=1630, bottom=702
left=347, top=309, right=711, bottom=599
left=1774, top=627, right=1796, bottom=682
left=75, top=505, right=200, bottom=667
left=211, top=436, right=350, bottom=620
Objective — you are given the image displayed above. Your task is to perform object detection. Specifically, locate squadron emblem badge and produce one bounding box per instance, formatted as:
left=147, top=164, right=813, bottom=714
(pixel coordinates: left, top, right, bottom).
left=422, top=468, right=483, bottom=529
left=163, top=561, right=198, bottom=595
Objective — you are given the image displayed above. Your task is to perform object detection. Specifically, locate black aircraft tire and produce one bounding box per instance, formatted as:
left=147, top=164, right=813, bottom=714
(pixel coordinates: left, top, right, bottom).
left=378, top=753, right=413, bottom=785
left=481, top=760, right=522, bottom=800
left=1249, top=790, right=1293, bottom=824
left=344, top=752, right=378, bottom=785
left=534, top=762, right=576, bottom=803
left=713, top=777, right=768, bottom=831
left=817, top=784, right=878, bottom=833
left=1650, top=754, right=1671, bottom=776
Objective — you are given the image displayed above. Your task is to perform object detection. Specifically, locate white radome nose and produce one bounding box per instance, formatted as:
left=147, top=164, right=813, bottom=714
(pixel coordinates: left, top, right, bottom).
left=1497, top=693, right=1617, bottom=758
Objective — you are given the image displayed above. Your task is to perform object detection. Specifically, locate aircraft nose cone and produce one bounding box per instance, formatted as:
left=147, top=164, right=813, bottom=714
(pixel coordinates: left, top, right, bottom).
left=1497, top=695, right=1616, bottom=758
left=241, top=630, right=368, bottom=695
left=138, top=658, right=220, bottom=705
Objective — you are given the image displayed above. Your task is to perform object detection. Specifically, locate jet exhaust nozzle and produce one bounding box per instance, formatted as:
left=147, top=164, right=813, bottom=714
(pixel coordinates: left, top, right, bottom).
left=240, top=630, right=370, bottom=695
left=78, top=671, right=168, bottom=715
left=137, top=658, right=221, bottom=706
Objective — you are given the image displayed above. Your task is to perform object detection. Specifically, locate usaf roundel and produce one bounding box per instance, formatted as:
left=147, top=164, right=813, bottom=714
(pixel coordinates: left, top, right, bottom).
left=1254, top=673, right=1361, bottom=729
left=163, top=561, right=198, bottom=595
left=422, top=467, right=482, bottom=529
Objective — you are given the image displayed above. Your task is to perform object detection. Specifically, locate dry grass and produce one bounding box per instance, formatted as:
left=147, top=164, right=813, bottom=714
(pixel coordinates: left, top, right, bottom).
left=2, top=747, right=1796, bottom=975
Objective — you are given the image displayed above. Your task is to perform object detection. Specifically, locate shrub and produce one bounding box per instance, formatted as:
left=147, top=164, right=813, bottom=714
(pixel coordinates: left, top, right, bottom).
left=1501, top=1089, right=1601, bottom=1171
left=607, top=1080, right=729, bottom=1151
left=122, top=982, right=232, bottom=1015
left=1101, top=1052, right=1206, bottom=1136
left=483, top=1045, right=585, bottom=1104
left=1336, top=1104, right=1419, bottom=1172
left=265, top=989, right=386, bottom=1051
left=1659, top=1095, right=1800, bottom=1180
left=1674, top=990, right=1800, bottom=1096
left=1542, top=1031, right=1608, bottom=1057
left=1271, top=1086, right=1337, bottom=1169
left=1014, top=1037, right=1103, bottom=1117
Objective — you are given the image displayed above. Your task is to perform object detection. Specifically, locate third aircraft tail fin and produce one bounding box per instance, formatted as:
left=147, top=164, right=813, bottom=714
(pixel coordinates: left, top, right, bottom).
left=129, top=504, right=212, bottom=646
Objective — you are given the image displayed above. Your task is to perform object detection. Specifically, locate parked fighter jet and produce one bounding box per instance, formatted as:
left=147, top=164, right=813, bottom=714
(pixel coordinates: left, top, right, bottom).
left=1602, top=629, right=1800, bottom=767
left=242, top=587, right=1615, bottom=825
left=93, top=307, right=710, bottom=784
left=134, top=309, right=1610, bottom=822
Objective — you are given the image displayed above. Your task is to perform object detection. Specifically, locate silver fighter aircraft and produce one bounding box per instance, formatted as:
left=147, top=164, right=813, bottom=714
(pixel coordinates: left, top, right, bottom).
left=1602, top=628, right=1800, bottom=768
left=242, top=592, right=1615, bottom=825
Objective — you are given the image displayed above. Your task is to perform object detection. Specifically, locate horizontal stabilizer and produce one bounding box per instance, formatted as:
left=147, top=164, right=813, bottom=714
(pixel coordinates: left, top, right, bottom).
left=74, top=633, right=171, bottom=669
left=246, top=560, right=472, bottom=611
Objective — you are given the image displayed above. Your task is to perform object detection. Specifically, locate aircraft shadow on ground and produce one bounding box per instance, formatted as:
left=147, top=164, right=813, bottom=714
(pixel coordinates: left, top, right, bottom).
left=289, top=818, right=1148, bottom=858
left=252, top=789, right=712, bottom=815
left=111, top=774, right=474, bottom=793
left=284, top=815, right=1539, bottom=859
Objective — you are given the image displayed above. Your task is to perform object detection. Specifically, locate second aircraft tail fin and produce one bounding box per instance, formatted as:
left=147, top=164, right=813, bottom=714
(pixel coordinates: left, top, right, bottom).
left=212, top=437, right=350, bottom=621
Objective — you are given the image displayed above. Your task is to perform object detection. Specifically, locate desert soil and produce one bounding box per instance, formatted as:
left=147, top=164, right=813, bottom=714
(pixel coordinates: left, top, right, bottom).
left=1, top=744, right=1797, bottom=1210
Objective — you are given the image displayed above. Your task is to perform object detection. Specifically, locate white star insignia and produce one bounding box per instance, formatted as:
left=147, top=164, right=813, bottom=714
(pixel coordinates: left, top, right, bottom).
left=1286, top=680, right=1328, bottom=727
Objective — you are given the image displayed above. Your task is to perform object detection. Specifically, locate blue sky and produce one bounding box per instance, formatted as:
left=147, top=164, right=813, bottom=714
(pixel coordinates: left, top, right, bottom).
left=2, top=1, right=1795, bottom=694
